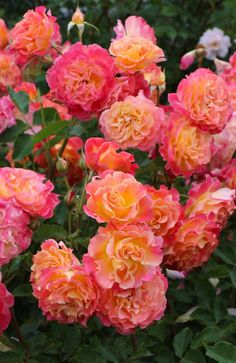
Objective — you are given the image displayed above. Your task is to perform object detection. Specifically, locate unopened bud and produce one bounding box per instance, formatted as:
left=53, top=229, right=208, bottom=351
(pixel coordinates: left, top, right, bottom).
left=64, top=188, right=77, bottom=208
left=29, top=218, right=40, bottom=231
left=72, top=7, right=85, bottom=25
left=56, top=157, right=68, bottom=173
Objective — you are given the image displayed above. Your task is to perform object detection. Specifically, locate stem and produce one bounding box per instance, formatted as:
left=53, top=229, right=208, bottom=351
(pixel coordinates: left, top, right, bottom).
left=11, top=308, right=30, bottom=359
left=48, top=138, right=69, bottom=179
left=130, top=334, right=137, bottom=353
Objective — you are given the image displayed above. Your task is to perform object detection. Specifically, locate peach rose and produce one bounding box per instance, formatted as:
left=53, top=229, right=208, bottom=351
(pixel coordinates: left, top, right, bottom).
left=96, top=268, right=167, bottom=334
left=0, top=51, right=21, bottom=93
left=10, top=6, right=61, bottom=65
left=146, top=185, right=182, bottom=237
left=34, top=137, right=83, bottom=185
left=47, top=42, right=116, bottom=120
left=164, top=215, right=220, bottom=271
left=0, top=95, right=16, bottom=135
left=185, top=176, right=235, bottom=226
left=160, top=112, right=212, bottom=177
left=0, top=19, right=8, bottom=49
left=109, top=16, right=165, bottom=73
left=31, top=239, right=80, bottom=285
left=31, top=240, right=99, bottom=325
left=0, top=168, right=59, bottom=218
left=83, top=224, right=163, bottom=289
left=99, top=92, right=164, bottom=153
left=84, top=171, right=152, bottom=227
left=0, top=281, right=14, bottom=334
left=0, top=198, right=32, bottom=266
left=169, top=68, right=232, bottom=133
left=85, top=137, right=138, bottom=175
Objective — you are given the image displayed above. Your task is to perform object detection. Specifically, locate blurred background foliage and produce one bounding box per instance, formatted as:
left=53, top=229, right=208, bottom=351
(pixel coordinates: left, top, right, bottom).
left=0, top=0, right=236, bottom=93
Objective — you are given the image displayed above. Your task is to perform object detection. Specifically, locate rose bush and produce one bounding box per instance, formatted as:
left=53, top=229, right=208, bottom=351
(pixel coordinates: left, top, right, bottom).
left=0, top=4, right=235, bottom=363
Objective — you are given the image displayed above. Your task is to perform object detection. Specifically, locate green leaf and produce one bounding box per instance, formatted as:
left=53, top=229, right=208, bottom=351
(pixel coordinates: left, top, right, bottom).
left=8, top=88, right=29, bottom=114
left=33, top=108, right=61, bottom=125
left=0, top=120, right=27, bottom=143
left=229, top=269, right=236, bottom=288
left=32, top=121, right=68, bottom=144
left=191, top=327, right=224, bottom=349
left=13, top=134, right=33, bottom=160
left=181, top=349, right=206, bottom=363
left=67, top=124, right=84, bottom=137
left=34, top=224, right=68, bottom=243
left=214, top=245, right=236, bottom=265
left=173, top=328, right=193, bottom=358
left=13, top=284, right=32, bottom=297
left=0, top=351, right=24, bottom=363
left=155, top=346, right=175, bottom=363
left=206, top=341, right=236, bottom=362
left=98, top=346, right=119, bottom=363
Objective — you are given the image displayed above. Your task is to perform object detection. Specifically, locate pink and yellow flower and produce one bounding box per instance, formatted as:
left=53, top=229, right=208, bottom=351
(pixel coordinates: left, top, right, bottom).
left=99, top=92, right=164, bottom=153
left=0, top=198, right=32, bottom=266
left=0, top=95, right=16, bottom=134
left=160, top=112, right=212, bottom=177
left=47, top=42, right=116, bottom=120
left=109, top=16, right=165, bottom=73
left=169, top=68, right=232, bottom=133
left=96, top=268, right=167, bottom=334
left=164, top=215, right=220, bottom=271
left=219, top=158, right=236, bottom=190
left=84, top=171, right=152, bottom=227
left=0, top=19, right=9, bottom=49
left=0, top=281, right=14, bottom=334
left=0, top=51, right=21, bottom=93
left=0, top=168, right=59, bottom=218
left=184, top=176, right=235, bottom=226
left=31, top=240, right=99, bottom=325
left=10, top=6, right=61, bottom=65
left=146, top=185, right=182, bottom=237
left=84, top=224, right=163, bottom=289
left=85, top=137, right=138, bottom=175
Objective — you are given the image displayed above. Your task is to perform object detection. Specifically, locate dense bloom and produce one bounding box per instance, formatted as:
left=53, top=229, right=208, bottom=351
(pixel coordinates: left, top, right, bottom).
left=105, top=73, right=149, bottom=109
left=0, top=281, right=14, bottom=334
left=0, top=168, right=59, bottom=218
left=47, top=42, right=116, bottom=120
left=164, top=215, right=220, bottom=271
left=0, top=95, right=16, bottom=134
left=160, top=112, right=212, bottom=177
left=0, top=198, right=32, bottom=266
left=10, top=6, right=61, bottom=65
left=0, top=19, right=8, bottom=49
left=169, top=68, right=232, bottom=133
left=84, top=171, right=152, bottom=227
left=146, top=185, right=182, bottom=237
left=198, top=27, right=231, bottom=60
left=184, top=176, right=235, bottom=226
left=85, top=137, right=138, bottom=175
left=96, top=268, right=167, bottom=334
left=84, top=224, right=163, bottom=289
left=0, top=51, right=21, bottom=93
left=34, top=137, right=83, bottom=185
left=109, top=16, right=165, bottom=73
left=211, top=113, right=236, bottom=168
left=31, top=240, right=99, bottom=325
left=100, top=92, right=164, bottom=153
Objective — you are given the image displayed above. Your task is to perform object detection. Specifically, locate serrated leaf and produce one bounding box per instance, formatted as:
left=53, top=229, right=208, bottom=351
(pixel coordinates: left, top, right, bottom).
left=34, top=224, right=68, bottom=243
left=173, top=328, right=192, bottom=358
left=32, top=121, right=68, bottom=144
left=206, top=341, right=236, bottom=362
left=191, top=327, right=224, bottom=349
left=13, top=134, right=33, bottom=160
left=9, top=88, right=29, bottom=114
